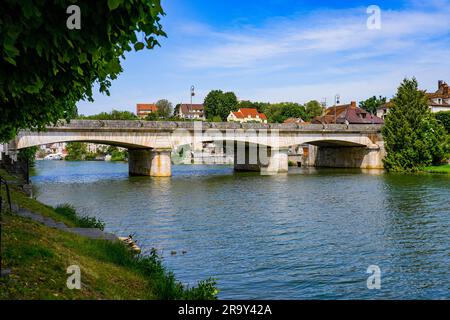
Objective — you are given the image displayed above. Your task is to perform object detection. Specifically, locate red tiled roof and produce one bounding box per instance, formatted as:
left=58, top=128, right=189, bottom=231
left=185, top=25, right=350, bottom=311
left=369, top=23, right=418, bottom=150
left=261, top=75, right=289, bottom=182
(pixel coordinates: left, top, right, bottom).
left=232, top=108, right=267, bottom=120
left=136, top=103, right=157, bottom=115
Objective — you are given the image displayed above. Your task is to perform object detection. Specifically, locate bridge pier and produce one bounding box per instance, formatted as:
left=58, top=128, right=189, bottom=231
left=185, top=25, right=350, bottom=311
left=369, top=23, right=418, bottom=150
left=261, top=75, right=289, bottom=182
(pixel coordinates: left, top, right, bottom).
left=233, top=143, right=288, bottom=175
left=261, top=147, right=289, bottom=175
left=128, top=148, right=172, bottom=177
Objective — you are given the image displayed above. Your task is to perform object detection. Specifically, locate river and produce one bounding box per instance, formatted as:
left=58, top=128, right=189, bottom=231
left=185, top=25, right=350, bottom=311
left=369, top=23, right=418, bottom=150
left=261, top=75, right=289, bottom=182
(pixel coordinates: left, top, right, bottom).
left=31, top=160, right=449, bottom=299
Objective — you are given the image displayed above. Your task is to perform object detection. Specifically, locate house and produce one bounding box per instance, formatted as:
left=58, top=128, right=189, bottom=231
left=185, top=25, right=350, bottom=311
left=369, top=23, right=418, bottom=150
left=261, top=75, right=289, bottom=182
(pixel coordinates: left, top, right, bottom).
left=427, top=80, right=450, bottom=113
left=377, top=80, right=450, bottom=118
left=312, top=101, right=384, bottom=124
left=136, top=103, right=158, bottom=119
left=227, top=108, right=268, bottom=123
left=177, top=104, right=205, bottom=120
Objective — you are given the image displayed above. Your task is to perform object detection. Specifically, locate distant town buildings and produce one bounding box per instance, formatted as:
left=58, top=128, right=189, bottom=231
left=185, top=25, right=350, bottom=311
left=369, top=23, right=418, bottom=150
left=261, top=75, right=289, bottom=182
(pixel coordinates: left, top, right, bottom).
left=377, top=80, right=450, bottom=118
left=136, top=103, right=158, bottom=119
left=177, top=103, right=205, bottom=120
left=227, top=108, right=267, bottom=123
left=312, top=101, right=384, bottom=125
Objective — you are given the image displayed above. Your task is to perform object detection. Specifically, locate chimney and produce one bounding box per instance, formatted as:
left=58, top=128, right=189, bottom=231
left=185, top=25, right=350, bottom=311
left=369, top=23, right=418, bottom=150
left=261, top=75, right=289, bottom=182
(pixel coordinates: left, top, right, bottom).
left=438, top=80, right=444, bottom=89
left=350, top=101, right=357, bottom=109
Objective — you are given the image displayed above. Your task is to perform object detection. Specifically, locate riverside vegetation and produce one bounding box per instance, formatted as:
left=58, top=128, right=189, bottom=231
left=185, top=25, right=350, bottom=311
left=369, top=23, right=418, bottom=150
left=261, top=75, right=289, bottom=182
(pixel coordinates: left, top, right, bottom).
left=0, top=168, right=218, bottom=299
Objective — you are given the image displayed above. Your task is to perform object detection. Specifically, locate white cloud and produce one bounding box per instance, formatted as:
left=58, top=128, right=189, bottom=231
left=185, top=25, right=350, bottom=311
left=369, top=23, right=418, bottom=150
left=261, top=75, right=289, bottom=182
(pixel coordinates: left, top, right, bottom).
left=176, top=6, right=450, bottom=69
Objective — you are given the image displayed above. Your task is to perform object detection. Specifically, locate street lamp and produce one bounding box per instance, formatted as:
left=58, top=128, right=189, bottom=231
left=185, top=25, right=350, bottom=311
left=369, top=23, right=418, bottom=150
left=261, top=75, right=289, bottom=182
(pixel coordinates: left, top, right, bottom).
left=190, top=85, right=195, bottom=107
left=334, top=94, right=340, bottom=124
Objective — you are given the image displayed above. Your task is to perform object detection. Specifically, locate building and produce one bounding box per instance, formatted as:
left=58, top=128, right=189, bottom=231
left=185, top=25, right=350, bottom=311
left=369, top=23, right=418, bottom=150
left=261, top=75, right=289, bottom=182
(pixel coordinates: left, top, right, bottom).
left=136, top=103, right=158, bottom=119
left=312, top=101, right=384, bottom=125
left=227, top=108, right=268, bottom=123
left=177, top=104, right=205, bottom=120
left=427, top=80, right=450, bottom=113
left=377, top=80, right=450, bottom=118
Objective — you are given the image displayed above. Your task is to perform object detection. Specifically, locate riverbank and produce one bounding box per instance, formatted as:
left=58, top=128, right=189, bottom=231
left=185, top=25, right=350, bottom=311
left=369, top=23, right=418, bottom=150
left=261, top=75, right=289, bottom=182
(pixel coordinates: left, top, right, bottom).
left=422, top=164, right=450, bottom=173
left=0, top=169, right=217, bottom=300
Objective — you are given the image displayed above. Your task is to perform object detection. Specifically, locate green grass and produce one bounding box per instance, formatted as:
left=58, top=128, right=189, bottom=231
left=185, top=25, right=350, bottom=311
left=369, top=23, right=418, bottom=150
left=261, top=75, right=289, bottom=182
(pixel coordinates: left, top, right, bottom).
left=0, top=169, right=218, bottom=300
left=421, top=164, right=450, bottom=173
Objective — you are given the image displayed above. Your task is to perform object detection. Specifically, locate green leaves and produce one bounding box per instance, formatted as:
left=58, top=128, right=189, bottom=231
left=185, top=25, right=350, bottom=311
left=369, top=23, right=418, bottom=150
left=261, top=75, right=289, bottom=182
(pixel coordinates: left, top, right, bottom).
left=24, top=78, right=44, bottom=94
left=107, top=0, right=123, bottom=10
left=359, top=96, right=386, bottom=115
left=0, top=0, right=165, bottom=142
left=204, top=90, right=238, bottom=121
left=134, top=42, right=145, bottom=51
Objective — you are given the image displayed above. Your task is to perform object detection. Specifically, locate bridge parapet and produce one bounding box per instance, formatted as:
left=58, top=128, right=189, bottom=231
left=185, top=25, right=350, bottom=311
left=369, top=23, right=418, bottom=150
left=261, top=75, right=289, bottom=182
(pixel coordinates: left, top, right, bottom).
left=40, top=120, right=382, bottom=133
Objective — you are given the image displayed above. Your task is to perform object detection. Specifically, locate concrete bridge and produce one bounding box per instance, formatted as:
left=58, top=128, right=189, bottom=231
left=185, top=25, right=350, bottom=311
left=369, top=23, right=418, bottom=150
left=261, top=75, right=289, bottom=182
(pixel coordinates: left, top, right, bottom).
left=5, top=120, right=385, bottom=176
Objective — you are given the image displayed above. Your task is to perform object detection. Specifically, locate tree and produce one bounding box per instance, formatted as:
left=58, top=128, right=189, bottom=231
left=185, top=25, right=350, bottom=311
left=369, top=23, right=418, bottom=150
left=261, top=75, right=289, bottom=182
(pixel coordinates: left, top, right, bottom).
left=65, top=142, right=89, bottom=161
left=382, top=78, right=449, bottom=172
left=106, top=146, right=127, bottom=161
left=79, top=110, right=138, bottom=120
left=265, top=102, right=307, bottom=123
left=0, top=1, right=165, bottom=142
left=359, top=96, right=386, bottom=114
left=18, top=146, right=38, bottom=167
left=173, top=104, right=181, bottom=117
left=156, top=99, right=173, bottom=118
left=304, top=100, right=324, bottom=120
left=204, top=90, right=238, bottom=120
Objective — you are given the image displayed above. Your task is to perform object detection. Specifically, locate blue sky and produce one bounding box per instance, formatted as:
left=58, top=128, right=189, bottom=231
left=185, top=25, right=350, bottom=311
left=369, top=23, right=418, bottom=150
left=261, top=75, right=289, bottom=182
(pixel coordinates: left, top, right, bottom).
left=77, top=0, right=450, bottom=115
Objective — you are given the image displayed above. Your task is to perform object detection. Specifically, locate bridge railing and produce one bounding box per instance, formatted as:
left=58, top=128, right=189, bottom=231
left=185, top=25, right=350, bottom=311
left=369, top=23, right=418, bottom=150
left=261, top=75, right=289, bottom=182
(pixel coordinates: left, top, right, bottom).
left=33, top=120, right=383, bottom=132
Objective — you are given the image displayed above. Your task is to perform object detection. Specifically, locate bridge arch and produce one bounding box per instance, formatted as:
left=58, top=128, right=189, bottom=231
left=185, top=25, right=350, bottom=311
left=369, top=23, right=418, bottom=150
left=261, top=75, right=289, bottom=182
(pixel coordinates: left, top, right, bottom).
left=13, top=132, right=152, bottom=150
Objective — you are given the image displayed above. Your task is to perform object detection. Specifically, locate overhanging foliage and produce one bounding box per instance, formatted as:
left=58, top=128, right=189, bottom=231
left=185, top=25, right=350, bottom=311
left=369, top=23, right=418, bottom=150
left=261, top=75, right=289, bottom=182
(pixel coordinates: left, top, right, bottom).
left=1, top=0, right=165, bottom=141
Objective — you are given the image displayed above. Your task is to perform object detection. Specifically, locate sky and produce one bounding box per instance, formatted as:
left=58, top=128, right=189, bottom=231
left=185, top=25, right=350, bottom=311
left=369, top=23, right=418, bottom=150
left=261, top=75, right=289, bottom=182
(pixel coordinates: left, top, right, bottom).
left=77, top=0, right=450, bottom=115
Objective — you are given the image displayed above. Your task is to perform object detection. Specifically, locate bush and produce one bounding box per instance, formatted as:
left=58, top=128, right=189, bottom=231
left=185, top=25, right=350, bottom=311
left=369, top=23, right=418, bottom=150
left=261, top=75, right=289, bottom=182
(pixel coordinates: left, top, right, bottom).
left=55, top=203, right=105, bottom=230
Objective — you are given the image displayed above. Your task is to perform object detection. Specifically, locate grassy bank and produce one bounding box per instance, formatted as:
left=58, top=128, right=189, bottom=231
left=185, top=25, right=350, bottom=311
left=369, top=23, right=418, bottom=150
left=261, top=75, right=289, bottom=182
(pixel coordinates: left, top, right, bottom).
left=0, top=169, right=217, bottom=300
left=421, top=164, right=450, bottom=174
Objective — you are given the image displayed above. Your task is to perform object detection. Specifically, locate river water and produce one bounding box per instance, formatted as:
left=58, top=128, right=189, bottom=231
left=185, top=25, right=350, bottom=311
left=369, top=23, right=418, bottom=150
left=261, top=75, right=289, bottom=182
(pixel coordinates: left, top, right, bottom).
left=31, top=160, right=449, bottom=299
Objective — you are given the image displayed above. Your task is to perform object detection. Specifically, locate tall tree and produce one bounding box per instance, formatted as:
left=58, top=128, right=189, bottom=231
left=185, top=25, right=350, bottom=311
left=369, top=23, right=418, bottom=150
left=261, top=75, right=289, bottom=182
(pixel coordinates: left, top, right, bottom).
left=304, top=100, right=324, bottom=120
left=204, top=90, right=238, bottom=120
left=0, top=0, right=165, bottom=142
left=359, top=96, right=386, bottom=114
left=155, top=99, right=173, bottom=118
left=382, top=78, right=448, bottom=172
